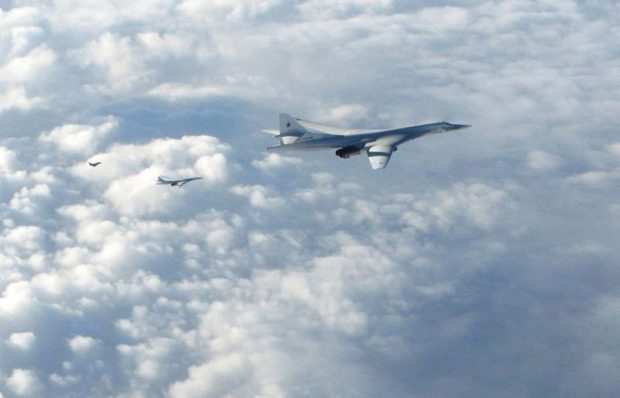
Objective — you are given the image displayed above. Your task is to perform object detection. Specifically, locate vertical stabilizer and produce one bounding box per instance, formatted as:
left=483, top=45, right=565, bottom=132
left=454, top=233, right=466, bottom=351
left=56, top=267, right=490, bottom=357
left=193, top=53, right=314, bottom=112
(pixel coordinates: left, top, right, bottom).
left=279, top=113, right=307, bottom=135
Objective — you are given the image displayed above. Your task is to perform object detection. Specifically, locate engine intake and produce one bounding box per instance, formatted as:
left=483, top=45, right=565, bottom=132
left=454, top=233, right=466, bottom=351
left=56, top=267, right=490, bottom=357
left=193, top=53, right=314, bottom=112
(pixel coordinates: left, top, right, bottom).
left=336, top=147, right=361, bottom=159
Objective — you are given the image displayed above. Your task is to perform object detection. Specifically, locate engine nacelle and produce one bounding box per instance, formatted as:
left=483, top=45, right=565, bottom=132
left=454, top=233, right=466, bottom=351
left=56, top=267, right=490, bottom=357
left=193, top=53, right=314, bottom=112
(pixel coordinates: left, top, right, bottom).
left=336, top=147, right=361, bottom=159
left=366, top=145, right=393, bottom=169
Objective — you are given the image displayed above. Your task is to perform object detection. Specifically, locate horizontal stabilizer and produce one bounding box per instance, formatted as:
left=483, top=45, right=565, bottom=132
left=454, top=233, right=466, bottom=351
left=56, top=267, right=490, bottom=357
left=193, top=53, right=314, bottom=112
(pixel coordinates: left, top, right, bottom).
left=261, top=129, right=279, bottom=135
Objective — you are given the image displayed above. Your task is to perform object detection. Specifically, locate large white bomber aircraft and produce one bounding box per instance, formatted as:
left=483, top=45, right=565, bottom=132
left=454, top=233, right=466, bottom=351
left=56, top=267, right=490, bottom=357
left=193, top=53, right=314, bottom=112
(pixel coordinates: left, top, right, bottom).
left=264, top=113, right=470, bottom=169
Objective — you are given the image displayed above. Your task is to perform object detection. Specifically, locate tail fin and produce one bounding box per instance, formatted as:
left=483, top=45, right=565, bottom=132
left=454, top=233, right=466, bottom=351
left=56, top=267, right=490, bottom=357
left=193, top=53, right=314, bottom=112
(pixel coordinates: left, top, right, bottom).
left=157, top=176, right=166, bottom=184
left=279, top=113, right=307, bottom=135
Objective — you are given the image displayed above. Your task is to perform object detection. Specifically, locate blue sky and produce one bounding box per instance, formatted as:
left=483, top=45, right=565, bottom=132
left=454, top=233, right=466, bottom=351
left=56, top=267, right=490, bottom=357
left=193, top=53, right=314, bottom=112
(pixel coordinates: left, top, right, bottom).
left=1, top=1, right=620, bottom=397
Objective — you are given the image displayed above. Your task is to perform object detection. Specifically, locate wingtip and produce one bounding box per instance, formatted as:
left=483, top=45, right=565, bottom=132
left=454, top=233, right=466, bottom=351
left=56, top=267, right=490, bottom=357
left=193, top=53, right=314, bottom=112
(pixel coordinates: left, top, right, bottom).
left=443, top=123, right=472, bottom=131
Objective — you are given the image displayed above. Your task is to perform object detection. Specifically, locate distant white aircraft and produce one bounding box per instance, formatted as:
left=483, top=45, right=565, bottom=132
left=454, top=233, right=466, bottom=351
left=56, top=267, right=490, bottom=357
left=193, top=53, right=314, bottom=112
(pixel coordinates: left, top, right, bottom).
left=157, top=176, right=203, bottom=188
left=88, top=161, right=102, bottom=167
left=264, top=113, right=471, bottom=169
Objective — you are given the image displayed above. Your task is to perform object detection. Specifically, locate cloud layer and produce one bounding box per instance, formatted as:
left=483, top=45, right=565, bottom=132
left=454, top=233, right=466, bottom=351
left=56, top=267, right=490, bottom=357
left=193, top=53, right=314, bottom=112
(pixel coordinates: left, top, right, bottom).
left=2, top=1, right=620, bottom=397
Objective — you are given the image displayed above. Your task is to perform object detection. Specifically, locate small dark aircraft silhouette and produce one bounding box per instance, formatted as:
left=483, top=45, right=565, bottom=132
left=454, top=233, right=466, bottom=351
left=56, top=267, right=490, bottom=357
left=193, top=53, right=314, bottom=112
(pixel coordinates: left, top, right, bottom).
left=88, top=161, right=102, bottom=167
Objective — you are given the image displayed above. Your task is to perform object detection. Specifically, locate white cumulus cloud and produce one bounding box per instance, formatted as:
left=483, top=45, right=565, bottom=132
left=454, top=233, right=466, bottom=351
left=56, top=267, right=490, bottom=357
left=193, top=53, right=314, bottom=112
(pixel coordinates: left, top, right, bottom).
left=8, top=332, right=36, bottom=351
left=1, top=1, right=620, bottom=397
left=39, top=118, right=118, bottom=155
left=6, top=369, right=43, bottom=397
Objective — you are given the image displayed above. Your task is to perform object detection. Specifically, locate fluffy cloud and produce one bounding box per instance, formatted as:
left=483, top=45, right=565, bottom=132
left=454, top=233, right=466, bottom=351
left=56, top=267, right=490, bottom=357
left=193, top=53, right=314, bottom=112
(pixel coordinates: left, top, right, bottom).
left=6, top=369, right=42, bottom=397
left=7, top=332, right=36, bottom=351
left=2, top=120, right=526, bottom=396
left=167, top=353, right=251, bottom=397
left=78, top=33, right=150, bottom=94
left=1, top=1, right=620, bottom=397
left=0, top=146, right=18, bottom=174
left=70, top=135, right=230, bottom=216
left=39, top=118, right=118, bottom=155
left=67, top=335, right=101, bottom=357
left=0, top=87, right=41, bottom=113
left=177, top=0, right=284, bottom=22
left=230, top=184, right=284, bottom=208
left=252, top=153, right=302, bottom=172
left=0, top=45, right=56, bottom=85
